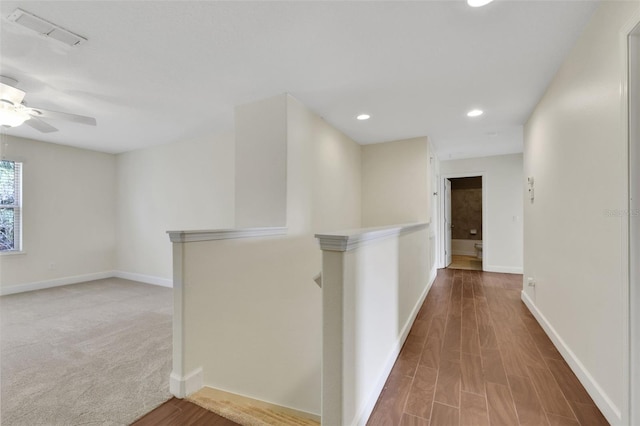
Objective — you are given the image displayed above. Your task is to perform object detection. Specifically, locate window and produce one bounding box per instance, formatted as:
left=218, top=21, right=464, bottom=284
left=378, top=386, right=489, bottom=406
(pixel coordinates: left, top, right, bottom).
left=0, top=160, right=22, bottom=252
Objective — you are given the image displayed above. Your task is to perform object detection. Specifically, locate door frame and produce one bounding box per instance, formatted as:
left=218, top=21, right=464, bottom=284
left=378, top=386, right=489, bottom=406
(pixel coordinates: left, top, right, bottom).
left=624, top=15, right=640, bottom=425
left=444, top=178, right=452, bottom=267
left=439, top=172, right=486, bottom=270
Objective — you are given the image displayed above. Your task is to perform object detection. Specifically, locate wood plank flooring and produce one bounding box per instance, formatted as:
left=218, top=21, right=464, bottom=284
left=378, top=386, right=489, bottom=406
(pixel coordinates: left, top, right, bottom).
left=131, top=397, right=239, bottom=425
left=367, top=269, right=608, bottom=426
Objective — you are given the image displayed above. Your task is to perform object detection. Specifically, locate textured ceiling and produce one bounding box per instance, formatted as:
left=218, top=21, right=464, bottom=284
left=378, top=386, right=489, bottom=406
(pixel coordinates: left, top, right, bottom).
left=0, top=1, right=598, bottom=157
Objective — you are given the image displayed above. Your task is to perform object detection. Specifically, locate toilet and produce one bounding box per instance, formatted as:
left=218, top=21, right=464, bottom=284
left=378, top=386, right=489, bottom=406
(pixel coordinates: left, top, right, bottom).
left=474, top=242, right=483, bottom=260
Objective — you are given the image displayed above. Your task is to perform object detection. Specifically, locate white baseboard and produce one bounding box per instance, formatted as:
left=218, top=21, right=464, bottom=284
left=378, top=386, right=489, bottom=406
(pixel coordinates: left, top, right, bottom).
left=355, top=266, right=438, bottom=426
left=1, top=270, right=173, bottom=296
left=484, top=265, right=523, bottom=274
left=0, top=271, right=113, bottom=296
left=170, top=367, right=203, bottom=399
left=113, top=270, right=173, bottom=288
left=521, top=291, right=620, bottom=424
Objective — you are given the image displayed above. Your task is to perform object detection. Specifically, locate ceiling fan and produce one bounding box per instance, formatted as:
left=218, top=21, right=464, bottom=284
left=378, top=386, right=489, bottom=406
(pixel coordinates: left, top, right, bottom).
left=0, top=76, right=96, bottom=133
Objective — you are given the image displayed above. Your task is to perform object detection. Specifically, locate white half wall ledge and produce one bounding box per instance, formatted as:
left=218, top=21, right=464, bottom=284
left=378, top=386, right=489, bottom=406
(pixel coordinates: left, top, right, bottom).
left=315, top=222, right=429, bottom=252
left=167, top=227, right=288, bottom=243
left=319, top=223, right=432, bottom=424
left=521, top=291, right=620, bottom=424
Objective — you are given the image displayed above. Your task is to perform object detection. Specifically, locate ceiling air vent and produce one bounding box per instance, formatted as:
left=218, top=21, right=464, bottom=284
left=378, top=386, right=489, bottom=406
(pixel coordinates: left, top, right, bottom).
left=7, top=8, right=87, bottom=47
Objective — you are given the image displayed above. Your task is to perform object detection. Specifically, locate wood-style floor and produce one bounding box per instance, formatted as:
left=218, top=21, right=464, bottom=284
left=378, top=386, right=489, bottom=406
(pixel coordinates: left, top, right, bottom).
left=367, top=269, right=608, bottom=426
left=132, top=397, right=239, bottom=426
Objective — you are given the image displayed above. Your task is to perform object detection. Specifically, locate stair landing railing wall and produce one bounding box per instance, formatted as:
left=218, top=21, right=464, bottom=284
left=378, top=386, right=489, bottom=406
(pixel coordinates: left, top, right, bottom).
left=316, top=222, right=435, bottom=426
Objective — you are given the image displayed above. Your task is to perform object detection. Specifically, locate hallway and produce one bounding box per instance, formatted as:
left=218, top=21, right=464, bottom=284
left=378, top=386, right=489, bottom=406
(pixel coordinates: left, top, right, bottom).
left=367, top=269, right=607, bottom=425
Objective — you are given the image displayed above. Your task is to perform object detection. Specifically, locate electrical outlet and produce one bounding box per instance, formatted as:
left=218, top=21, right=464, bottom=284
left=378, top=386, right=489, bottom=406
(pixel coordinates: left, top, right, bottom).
left=527, top=277, right=535, bottom=287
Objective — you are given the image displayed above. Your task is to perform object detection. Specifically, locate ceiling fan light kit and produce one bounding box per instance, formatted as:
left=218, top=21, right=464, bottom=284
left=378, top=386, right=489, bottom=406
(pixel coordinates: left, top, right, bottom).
left=0, top=101, right=30, bottom=127
left=0, top=77, right=97, bottom=132
left=0, top=10, right=94, bottom=131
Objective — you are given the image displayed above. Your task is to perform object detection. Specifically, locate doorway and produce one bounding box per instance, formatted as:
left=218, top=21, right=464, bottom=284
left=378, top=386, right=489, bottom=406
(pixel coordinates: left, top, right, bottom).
left=442, top=175, right=484, bottom=271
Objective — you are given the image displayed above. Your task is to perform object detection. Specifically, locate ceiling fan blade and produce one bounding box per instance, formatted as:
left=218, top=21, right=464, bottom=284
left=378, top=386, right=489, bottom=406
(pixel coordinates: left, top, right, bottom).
left=0, top=82, right=26, bottom=105
left=29, top=108, right=96, bottom=126
left=24, top=117, right=58, bottom=133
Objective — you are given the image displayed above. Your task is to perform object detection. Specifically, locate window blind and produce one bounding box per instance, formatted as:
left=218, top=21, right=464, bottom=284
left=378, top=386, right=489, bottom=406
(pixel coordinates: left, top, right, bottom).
left=0, top=160, right=22, bottom=251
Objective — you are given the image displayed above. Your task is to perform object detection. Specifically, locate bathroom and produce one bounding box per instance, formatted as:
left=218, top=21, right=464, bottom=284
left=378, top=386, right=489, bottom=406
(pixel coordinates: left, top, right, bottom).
left=449, top=176, right=483, bottom=270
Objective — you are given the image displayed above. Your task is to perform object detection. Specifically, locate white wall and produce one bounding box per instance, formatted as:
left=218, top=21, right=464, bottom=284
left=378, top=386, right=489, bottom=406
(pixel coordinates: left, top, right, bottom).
left=440, top=154, right=523, bottom=274
left=523, top=2, right=640, bottom=422
left=359, top=134, right=439, bottom=288
left=182, top=235, right=322, bottom=415
left=235, top=95, right=287, bottom=228
left=177, top=95, right=362, bottom=415
left=361, top=137, right=430, bottom=227
left=431, top=153, right=441, bottom=269
left=0, top=135, right=116, bottom=293
left=116, top=134, right=235, bottom=282
left=289, top=96, right=362, bottom=234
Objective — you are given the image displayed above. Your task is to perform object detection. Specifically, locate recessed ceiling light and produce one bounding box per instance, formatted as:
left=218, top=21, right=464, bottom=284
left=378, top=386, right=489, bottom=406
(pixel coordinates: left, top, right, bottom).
left=467, top=0, right=494, bottom=7
left=467, top=109, right=484, bottom=117
left=356, top=114, right=370, bottom=120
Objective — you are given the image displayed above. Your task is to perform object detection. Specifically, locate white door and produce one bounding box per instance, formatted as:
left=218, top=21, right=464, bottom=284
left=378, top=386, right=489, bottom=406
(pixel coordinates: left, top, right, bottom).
left=444, top=179, right=452, bottom=267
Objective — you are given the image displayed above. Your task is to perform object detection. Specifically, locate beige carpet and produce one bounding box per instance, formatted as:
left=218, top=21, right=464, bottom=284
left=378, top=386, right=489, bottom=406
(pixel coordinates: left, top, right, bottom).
left=0, top=278, right=173, bottom=425
left=188, top=388, right=319, bottom=426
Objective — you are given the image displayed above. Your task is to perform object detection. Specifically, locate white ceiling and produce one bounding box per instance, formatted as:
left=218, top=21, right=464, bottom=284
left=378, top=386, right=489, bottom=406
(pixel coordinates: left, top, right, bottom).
left=0, top=1, right=598, bottom=158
